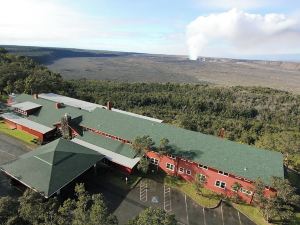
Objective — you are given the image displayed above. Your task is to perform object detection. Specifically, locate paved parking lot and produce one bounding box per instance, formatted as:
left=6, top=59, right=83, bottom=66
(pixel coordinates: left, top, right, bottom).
left=88, top=177, right=256, bottom=225
left=0, top=133, right=32, bottom=197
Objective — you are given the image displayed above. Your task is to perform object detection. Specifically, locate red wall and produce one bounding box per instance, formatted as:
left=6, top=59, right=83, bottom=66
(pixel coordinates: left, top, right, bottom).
left=3, top=119, right=55, bottom=142
left=146, top=151, right=274, bottom=204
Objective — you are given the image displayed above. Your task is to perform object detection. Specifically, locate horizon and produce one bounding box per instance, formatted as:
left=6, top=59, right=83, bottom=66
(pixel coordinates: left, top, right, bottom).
left=1, top=0, right=300, bottom=61
left=2, top=44, right=300, bottom=63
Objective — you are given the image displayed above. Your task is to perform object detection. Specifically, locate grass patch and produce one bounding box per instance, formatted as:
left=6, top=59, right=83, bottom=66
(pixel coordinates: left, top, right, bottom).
left=164, top=175, right=221, bottom=208
left=232, top=203, right=270, bottom=225
left=0, top=121, right=38, bottom=146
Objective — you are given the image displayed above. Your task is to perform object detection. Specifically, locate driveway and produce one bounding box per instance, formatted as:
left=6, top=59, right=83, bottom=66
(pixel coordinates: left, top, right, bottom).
left=0, top=133, right=31, bottom=197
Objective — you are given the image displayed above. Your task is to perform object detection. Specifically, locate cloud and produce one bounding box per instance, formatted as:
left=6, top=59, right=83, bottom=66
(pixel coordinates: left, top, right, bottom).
left=193, top=0, right=299, bottom=10
left=0, top=0, right=97, bottom=43
left=186, top=9, right=300, bottom=60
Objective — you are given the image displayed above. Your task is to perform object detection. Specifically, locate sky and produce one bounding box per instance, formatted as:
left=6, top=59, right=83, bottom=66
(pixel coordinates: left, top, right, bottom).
left=1, top=0, right=300, bottom=60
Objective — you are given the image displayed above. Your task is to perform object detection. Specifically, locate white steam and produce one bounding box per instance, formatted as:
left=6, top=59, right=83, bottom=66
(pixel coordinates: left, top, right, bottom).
left=186, top=9, right=300, bottom=60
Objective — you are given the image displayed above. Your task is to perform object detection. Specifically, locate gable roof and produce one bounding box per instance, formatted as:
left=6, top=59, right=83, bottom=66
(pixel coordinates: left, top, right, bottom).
left=0, top=139, right=104, bottom=197
left=81, top=108, right=284, bottom=185
left=14, top=94, right=86, bottom=127
left=1, top=112, right=54, bottom=134
left=38, top=93, right=163, bottom=123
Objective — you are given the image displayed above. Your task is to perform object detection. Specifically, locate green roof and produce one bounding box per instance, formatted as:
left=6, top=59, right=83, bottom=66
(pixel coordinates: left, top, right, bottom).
left=14, top=94, right=86, bottom=127
left=0, top=138, right=104, bottom=197
left=76, top=131, right=137, bottom=158
left=81, top=108, right=284, bottom=185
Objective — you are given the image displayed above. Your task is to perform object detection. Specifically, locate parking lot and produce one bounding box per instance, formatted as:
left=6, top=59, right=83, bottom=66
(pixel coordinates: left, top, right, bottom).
left=0, top=134, right=256, bottom=225
left=0, top=133, right=32, bottom=197
left=87, top=175, right=256, bottom=225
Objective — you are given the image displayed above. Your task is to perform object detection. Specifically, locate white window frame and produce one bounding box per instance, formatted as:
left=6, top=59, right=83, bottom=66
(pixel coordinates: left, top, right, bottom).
left=218, top=171, right=229, bottom=176
left=198, top=164, right=208, bottom=170
left=178, top=167, right=184, bottom=173
left=186, top=169, right=192, bottom=175
left=150, top=157, right=159, bottom=165
left=240, top=188, right=253, bottom=196
left=215, top=180, right=226, bottom=189
left=166, top=163, right=175, bottom=171
left=168, top=154, right=176, bottom=160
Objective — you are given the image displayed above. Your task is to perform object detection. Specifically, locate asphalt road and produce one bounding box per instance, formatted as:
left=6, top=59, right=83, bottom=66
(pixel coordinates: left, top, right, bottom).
left=0, top=133, right=31, bottom=197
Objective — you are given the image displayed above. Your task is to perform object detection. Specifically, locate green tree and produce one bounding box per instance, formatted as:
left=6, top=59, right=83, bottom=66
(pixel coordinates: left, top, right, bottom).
left=194, top=174, right=207, bottom=195
left=0, top=196, right=19, bottom=224
left=137, top=157, right=150, bottom=174
left=231, top=182, right=242, bottom=203
left=127, top=207, right=176, bottom=225
left=158, top=138, right=170, bottom=155
left=132, top=135, right=155, bottom=155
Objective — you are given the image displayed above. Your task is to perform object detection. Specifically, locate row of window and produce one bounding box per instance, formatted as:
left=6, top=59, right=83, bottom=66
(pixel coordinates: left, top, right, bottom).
left=215, top=180, right=253, bottom=195
left=150, top=158, right=246, bottom=184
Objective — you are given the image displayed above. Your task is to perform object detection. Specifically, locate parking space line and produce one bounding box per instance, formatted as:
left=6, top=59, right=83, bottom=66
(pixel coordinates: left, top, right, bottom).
left=139, top=179, right=148, bottom=202
left=237, top=211, right=242, bottom=225
left=221, top=202, right=225, bottom=225
left=203, top=208, right=207, bottom=225
left=184, top=194, right=189, bottom=225
left=0, top=149, right=16, bottom=158
left=164, top=185, right=172, bottom=212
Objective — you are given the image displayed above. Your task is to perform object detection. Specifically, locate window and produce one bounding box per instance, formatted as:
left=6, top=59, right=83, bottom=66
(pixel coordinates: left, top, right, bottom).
left=215, top=180, right=226, bottom=189
left=198, top=164, right=208, bottom=170
left=150, top=158, right=159, bottom=165
left=178, top=167, right=184, bottom=173
left=240, top=188, right=253, bottom=196
left=166, top=163, right=174, bottom=171
left=168, top=154, right=176, bottom=160
left=218, top=171, right=229, bottom=176
left=186, top=170, right=191, bottom=175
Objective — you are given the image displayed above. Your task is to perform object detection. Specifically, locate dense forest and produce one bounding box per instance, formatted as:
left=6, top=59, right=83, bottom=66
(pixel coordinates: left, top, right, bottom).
left=0, top=48, right=300, bottom=171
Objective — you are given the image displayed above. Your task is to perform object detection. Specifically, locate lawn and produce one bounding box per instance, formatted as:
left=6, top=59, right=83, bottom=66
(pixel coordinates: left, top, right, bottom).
left=232, top=203, right=270, bottom=225
left=164, top=175, right=221, bottom=208
left=0, top=121, right=38, bottom=146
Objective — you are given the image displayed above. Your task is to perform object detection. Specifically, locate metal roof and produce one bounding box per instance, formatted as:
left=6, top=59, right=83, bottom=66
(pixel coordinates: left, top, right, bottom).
left=80, top=107, right=284, bottom=185
left=72, top=137, right=140, bottom=169
left=38, top=93, right=163, bottom=123
left=0, top=139, right=104, bottom=198
left=12, top=101, right=42, bottom=111
left=39, top=93, right=100, bottom=112
left=0, top=113, right=54, bottom=134
left=14, top=94, right=85, bottom=127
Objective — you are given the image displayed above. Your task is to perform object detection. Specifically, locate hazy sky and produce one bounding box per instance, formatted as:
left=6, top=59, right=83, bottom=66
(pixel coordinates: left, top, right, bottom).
left=1, top=0, right=300, bottom=60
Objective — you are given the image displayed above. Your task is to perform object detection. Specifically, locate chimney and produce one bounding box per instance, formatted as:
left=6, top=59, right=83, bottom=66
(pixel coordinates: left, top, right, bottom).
left=55, top=103, right=61, bottom=109
left=33, top=93, right=39, bottom=99
left=218, top=128, right=225, bottom=138
left=107, top=101, right=112, bottom=110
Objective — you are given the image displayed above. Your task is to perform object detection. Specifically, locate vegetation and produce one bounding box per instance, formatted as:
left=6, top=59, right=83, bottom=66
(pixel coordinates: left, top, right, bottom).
left=164, top=176, right=220, bottom=208
left=132, top=135, right=155, bottom=155
left=0, top=183, right=117, bottom=225
left=127, top=207, right=176, bottom=225
left=137, top=157, right=150, bottom=174
left=253, top=177, right=300, bottom=224
left=0, top=120, right=38, bottom=146
left=1, top=49, right=300, bottom=171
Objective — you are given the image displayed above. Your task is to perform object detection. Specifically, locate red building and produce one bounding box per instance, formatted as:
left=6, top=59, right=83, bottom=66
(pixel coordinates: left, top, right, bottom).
left=1, top=93, right=283, bottom=204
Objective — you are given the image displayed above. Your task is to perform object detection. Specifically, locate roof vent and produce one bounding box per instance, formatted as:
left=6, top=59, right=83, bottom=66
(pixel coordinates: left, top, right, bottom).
left=244, top=167, right=247, bottom=171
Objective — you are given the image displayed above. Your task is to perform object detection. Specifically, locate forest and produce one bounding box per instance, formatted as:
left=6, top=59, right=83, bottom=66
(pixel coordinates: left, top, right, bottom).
left=0, top=47, right=300, bottom=171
